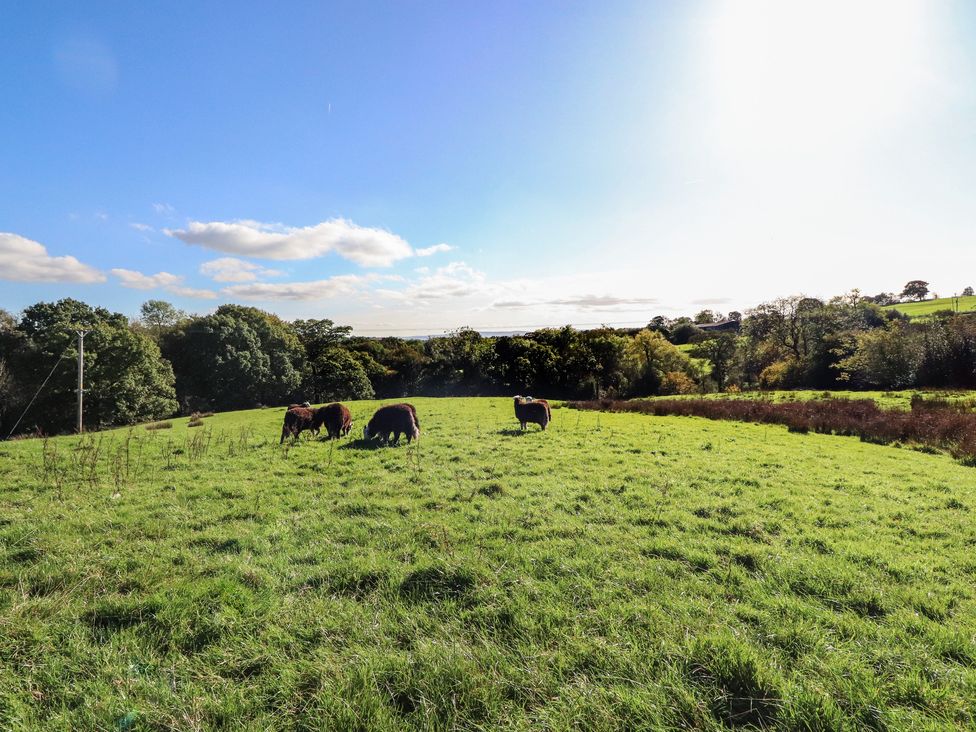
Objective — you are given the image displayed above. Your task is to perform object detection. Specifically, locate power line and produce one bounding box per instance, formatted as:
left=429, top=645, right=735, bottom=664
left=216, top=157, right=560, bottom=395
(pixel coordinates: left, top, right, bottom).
left=4, top=343, right=73, bottom=440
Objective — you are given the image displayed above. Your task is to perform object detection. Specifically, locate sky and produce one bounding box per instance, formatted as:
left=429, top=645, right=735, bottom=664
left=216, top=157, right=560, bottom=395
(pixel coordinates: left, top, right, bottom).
left=1, top=0, right=975, bottom=335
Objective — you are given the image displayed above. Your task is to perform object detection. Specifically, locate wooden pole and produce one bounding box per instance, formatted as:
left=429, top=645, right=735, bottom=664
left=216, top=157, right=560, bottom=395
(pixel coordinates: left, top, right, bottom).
left=77, top=330, right=88, bottom=433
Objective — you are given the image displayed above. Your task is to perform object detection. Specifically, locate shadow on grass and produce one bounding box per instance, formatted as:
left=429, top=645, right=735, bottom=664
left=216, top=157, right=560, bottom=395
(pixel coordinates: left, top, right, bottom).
left=341, top=438, right=415, bottom=450
left=497, top=428, right=532, bottom=436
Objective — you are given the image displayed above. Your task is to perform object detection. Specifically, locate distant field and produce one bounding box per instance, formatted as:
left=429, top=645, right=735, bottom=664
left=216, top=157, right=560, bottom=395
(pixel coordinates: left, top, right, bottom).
left=883, top=295, right=976, bottom=318
left=652, top=389, right=976, bottom=411
left=2, top=397, right=975, bottom=729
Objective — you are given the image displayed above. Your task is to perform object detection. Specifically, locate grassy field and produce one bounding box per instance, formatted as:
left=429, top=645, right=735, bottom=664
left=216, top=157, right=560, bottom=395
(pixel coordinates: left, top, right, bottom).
left=651, top=389, right=976, bottom=411
left=2, top=397, right=975, bottom=730
left=882, top=295, right=976, bottom=319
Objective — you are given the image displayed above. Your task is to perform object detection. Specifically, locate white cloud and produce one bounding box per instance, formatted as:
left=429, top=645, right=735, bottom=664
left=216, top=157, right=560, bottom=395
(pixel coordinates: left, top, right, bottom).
left=199, top=257, right=284, bottom=283
left=152, top=202, right=176, bottom=216
left=221, top=274, right=373, bottom=301
left=111, top=268, right=182, bottom=289
left=166, top=218, right=414, bottom=266
left=493, top=295, right=660, bottom=310
left=0, top=233, right=105, bottom=283
left=415, top=243, right=454, bottom=257
left=167, top=285, right=218, bottom=299
left=380, top=262, right=488, bottom=303
left=129, top=222, right=153, bottom=232
left=111, top=268, right=216, bottom=299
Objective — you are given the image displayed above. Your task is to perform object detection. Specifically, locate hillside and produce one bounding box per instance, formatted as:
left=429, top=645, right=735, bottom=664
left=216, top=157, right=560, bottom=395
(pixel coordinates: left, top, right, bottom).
left=882, top=295, right=976, bottom=318
left=2, top=398, right=975, bottom=729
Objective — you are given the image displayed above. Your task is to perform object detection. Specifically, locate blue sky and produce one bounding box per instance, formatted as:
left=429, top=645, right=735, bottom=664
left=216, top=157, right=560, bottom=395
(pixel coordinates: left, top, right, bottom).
left=2, top=1, right=975, bottom=333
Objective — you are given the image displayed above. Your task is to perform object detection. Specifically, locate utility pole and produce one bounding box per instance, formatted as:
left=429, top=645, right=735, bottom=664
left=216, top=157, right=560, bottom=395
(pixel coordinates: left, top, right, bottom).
left=76, top=330, right=89, bottom=433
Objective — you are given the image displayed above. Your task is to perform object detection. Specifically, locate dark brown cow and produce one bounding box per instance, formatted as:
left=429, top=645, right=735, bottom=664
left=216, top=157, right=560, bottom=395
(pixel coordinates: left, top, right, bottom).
left=363, top=403, right=420, bottom=445
left=313, top=402, right=353, bottom=440
left=513, top=396, right=550, bottom=431
left=280, top=406, right=315, bottom=443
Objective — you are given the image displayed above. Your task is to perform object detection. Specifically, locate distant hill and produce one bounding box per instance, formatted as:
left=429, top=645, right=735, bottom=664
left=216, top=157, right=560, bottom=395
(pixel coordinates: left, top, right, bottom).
left=882, top=295, right=976, bottom=318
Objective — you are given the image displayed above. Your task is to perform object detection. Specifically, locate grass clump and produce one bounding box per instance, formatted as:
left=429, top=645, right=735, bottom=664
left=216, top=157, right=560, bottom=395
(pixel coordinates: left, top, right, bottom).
left=686, top=635, right=783, bottom=728
left=144, top=420, right=173, bottom=430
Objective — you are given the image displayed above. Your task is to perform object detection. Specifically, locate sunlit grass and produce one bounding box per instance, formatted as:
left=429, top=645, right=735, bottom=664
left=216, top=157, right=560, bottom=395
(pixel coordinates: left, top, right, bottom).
left=882, top=295, right=976, bottom=319
left=1, top=397, right=974, bottom=729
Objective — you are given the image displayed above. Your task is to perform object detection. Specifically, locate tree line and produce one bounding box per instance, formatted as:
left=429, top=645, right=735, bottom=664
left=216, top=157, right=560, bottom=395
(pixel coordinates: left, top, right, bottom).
left=1, top=286, right=975, bottom=436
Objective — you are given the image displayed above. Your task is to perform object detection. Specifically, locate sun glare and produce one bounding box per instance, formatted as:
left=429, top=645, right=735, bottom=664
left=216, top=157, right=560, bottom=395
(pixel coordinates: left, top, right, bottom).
left=703, top=0, right=936, bottom=159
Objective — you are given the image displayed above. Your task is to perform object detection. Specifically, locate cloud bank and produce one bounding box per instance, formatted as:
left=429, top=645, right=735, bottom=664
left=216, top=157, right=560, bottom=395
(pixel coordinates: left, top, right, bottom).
left=166, top=218, right=414, bottom=266
left=199, top=257, right=284, bottom=283
left=0, top=233, right=105, bottom=283
left=111, top=268, right=216, bottom=299
left=222, top=274, right=374, bottom=301
left=493, top=294, right=659, bottom=310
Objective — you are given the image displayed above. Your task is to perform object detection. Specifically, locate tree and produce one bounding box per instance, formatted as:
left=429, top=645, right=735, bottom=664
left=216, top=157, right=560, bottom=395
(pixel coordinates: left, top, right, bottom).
left=292, top=318, right=353, bottom=360
left=901, top=280, right=930, bottom=302
left=837, top=322, right=923, bottom=389
left=163, top=306, right=303, bottom=411
left=694, top=309, right=718, bottom=324
left=4, top=299, right=177, bottom=434
left=670, top=320, right=700, bottom=345
left=139, top=300, right=186, bottom=341
left=690, top=334, right=739, bottom=390
left=727, top=311, right=742, bottom=322
left=624, top=329, right=694, bottom=396
left=293, top=318, right=355, bottom=399
left=963, top=287, right=974, bottom=297
left=309, top=348, right=374, bottom=401
left=423, top=328, right=495, bottom=395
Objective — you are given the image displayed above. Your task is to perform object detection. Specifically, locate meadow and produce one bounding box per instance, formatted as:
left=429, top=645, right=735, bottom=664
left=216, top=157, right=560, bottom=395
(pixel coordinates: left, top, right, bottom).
left=646, top=389, right=976, bottom=412
left=882, top=295, right=976, bottom=319
left=1, top=397, right=975, bottom=730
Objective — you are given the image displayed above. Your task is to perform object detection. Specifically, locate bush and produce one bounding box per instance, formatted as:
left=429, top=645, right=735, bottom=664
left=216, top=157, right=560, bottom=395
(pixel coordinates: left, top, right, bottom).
left=660, top=371, right=698, bottom=395
left=145, top=421, right=173, bottom=430
left=759, top=359, right=799, bottom=390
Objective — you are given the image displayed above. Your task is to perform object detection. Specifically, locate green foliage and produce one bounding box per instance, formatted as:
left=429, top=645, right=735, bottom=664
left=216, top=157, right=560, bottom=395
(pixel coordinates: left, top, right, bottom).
left=2, top=299, right=177, bottom=434
left=625, top=329, right=695, bottom=395
left=691, top=333, right=739, bottom=390
left=309, top=348, right=375, bottom=401
left=1, top=397, right=975, bottom=728
left=138, top=300, right=186, bottom=341
left=901, top=280, right=930, bottom=302
left=838, top=322, right=924, bottom=389
left=163, top=305, right=303, bottom=410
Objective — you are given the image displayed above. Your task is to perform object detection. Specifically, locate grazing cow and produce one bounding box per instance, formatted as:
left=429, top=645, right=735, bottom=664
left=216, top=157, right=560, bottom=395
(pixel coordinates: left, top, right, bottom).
left=524, top=396, right=552, bottom=421
left=514, top=395, right=550, bottom=431
left=280, top=406, right=315, bottom=444
left=364, top=403, right=420, bottom=445
left=313, top=402, right=353, bottom=440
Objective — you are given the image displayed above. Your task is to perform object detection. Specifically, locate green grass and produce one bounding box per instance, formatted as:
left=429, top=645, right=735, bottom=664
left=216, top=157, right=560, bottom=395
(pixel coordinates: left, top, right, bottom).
left=651, top=389, right=976, bottom=411
left=2, top=397, right=975, bottom=729
left=882, top=295, right=976, bottom=319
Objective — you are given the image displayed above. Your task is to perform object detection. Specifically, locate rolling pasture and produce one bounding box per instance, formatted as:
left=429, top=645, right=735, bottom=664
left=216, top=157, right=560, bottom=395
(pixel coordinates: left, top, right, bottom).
left=882, top=295, right=976, bottom=319
left=1, top=397, right=975, bottom=730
